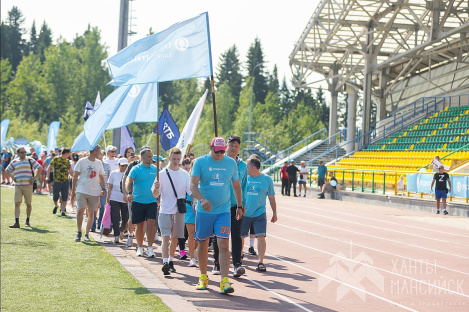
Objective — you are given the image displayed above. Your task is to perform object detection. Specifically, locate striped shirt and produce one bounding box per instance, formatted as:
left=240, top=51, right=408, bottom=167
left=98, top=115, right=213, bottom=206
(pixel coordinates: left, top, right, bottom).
left=7, top=158, right=41, bottom=186
left=102, top=161, right=111, bottom=190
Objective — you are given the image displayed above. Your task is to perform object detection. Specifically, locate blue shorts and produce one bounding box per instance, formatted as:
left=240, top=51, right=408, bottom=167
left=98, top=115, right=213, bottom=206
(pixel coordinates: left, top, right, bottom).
left=185, top=205, right=196, bottom=224
left=241, top=213, right=267, bottom=238
left=131, top=201, right=157, bottom=224
left=195, top=211, right=230, bottom=241
left=298, top=181, right=306, bottom=185
left=435, top=189, right=447, bottom=200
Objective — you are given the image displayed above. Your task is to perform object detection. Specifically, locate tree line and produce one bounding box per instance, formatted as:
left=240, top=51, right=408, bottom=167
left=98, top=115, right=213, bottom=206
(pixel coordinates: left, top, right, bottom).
left=1, top=6, right=333, bottom=155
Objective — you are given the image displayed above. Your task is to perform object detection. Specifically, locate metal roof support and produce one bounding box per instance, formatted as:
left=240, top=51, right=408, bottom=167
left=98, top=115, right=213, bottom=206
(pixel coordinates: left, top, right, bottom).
left=378, top=68, right=388, bottom=121
left=362, top=25, right=374, bottom=146
left=345, top=83, right=358, bottom=153
left=329, top=63, right=340, bottom=143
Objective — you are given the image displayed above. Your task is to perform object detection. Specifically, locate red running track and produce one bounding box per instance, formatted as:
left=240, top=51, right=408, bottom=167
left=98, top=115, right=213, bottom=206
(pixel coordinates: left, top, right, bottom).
left=122, top=196, right=469, bottom=312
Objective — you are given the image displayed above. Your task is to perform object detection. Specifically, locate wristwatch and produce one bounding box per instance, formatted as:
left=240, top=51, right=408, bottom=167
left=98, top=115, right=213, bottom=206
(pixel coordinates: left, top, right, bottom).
left=128, top=192, right=132, bottom=195
left=237, top=206, right=244, bottom=211
left=200, top=198, right=205, bottom=202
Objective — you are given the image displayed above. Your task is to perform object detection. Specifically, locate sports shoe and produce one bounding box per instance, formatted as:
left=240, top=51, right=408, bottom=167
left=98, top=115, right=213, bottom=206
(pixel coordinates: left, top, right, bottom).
left=212, top=261, right=220, bottom=275
left=83, top=235, right=90, bottom=242
left=195, top=274, right=209, bottom=290
left=219, top=277, right=234, bottom=294
left=443, top=210, right=448, bottom=215
left=114, top=236, right=119, bottom=244
left=189, top=258, right=197, bottom=267
left=60, top=211, right=66, bottom=217
left=25, top=221, right=31, bottom=227
left=169, top=261, right=176, bottom=272
left=126, top=235, right=133, bottom=248
left=303, top=194, right=306, bottom=197
left=436, top=210, right=440, bottom=214
left=248, top=246, right=257, bottom=256
left=146, top=247, right=155, bottom=258
left=9, top=223, right=20, bottom=228
left=136, top=247, right=144, bottom=257
left=180, top=250, right=188, bottom=260
left=53, top=206, right=58, bottom=214
left=75, top=232, right=82, bottom=242
left=233, top=264, right=245, bottom=278
left=154, top=234, right=159, bottom=243
left=162, top=262, right=170, bottom=275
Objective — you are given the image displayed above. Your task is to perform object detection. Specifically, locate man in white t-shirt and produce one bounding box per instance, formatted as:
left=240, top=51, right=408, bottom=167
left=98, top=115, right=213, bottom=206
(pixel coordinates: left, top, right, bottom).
left=104, top=145, right=119, bottom=172
left=152, top=147, right=193, bottom=275
left=298, top=161, right=308, bottom=197
left=71, top=145, right=105, bottom=242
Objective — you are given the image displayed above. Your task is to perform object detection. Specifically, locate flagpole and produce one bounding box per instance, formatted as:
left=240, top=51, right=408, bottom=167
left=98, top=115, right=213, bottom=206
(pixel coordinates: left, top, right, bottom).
left=186, top=144, right=192, bottom=158
left=147, top=132, right=154, bottom=146
left=103, top=132, right=107, bottom=150
left=156, top=122, right=160, bottom=181
left=210, top=75, right=218, bottom=137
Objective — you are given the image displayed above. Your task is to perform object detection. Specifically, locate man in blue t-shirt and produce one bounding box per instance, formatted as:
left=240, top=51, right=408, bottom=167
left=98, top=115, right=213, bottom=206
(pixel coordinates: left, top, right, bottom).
left=240, top=157, right=277, bottom=273
left=190, top=137, right=243, bottom=294
left=211, top=135, right=247, bottom=278
left=317, top=160, right=327, bottom=187
left=126, top=148, right=158, bottom=258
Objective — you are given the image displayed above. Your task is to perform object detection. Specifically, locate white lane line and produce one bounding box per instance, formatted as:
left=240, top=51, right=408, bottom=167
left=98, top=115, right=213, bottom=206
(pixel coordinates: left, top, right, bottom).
left=234, top=272, right=315, bottom=312
left=269, top=221, right=469, bottom=277
left=280, top=206, right=469, bottom=248
left=277, top=213, right=469, bottom=259
left=266, top=234, right=469, bottom=299
left=285, top=201, right=469, bottom=239
left=242, top=246, right=418, bottom=312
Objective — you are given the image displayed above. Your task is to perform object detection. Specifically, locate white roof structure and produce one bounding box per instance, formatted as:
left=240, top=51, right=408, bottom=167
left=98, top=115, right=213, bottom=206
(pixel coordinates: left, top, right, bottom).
left=290, top=0, right=469, bottom=119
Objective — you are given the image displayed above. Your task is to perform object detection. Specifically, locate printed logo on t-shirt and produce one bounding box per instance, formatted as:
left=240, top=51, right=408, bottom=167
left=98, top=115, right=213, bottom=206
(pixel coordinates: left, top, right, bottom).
left=87, top=165, right=97, bottom=179
left=210, top=172, right=225, bottom=186
left=247, top=184, right=258, bottom=196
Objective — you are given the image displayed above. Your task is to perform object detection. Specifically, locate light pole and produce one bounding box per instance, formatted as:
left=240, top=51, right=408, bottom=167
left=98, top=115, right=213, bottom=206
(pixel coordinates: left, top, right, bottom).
left=248, top=63, right=263, bottom=143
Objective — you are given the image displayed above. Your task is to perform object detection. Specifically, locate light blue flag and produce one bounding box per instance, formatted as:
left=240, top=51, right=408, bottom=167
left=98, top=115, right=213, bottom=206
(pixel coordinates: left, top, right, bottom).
left=71, top=132, right=95, bottom=152
left=1, top=119, right=10, bottom=149
left=108, top=12, right=213, bottom=86
left=47, top=121, right=60, bottom=154
left=71, top=83, right=159, bottom=152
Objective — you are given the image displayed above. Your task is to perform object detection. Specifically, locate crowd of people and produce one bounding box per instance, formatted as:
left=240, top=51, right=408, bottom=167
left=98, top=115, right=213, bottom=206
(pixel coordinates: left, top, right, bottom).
left=2, top=136, right=279, bottom=294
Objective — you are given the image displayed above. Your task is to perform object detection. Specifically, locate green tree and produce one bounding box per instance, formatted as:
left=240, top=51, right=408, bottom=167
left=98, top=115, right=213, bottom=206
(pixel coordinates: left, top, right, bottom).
left=216, top=45, right=243, bottom=105
left=1, top=6, right=27, bottom=71
left=36, top=21, right=52, bottom=63
left=268, top=65, right=279, bottom=95
left=1, top=59, right=12, bottom=116
left=246, top=37, right=268, bottom=104
left=27, top=20, right=37, bottom=56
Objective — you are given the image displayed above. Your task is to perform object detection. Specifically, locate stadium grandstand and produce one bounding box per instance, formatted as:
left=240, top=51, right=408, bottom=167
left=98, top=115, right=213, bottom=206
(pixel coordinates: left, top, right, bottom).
left=277, top=0, right=469, bottom=199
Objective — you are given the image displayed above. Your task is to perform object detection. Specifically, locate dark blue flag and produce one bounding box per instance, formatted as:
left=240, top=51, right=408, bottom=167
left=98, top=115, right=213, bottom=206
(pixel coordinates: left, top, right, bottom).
left=83, top=101, right=94, bottom=121
left=156, top=107, right=180, bottom=151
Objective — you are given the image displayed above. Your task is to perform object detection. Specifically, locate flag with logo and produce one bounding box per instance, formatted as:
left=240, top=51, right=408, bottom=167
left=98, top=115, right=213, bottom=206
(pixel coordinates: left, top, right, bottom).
left=1, top=119, right=10, bottom=149
left=157, top=108, right=180, bottom=151
left=71, top=83, right=159, bottom=152
left=107, top=12, right=213, bottom=86
left=176, top=90, right=208, bottom=158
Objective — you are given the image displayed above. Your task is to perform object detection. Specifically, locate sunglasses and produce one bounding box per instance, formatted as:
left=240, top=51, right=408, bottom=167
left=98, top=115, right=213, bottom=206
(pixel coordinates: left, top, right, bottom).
left=214, top=150, right=225, bottom=154
left=18, top=151, right=26, bottom=154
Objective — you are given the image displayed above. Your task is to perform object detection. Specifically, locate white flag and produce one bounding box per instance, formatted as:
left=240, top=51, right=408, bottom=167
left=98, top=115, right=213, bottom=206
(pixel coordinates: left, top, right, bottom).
left=176, top=89, right=208, bottom=160
left=94, top=91, right=101, bottom=110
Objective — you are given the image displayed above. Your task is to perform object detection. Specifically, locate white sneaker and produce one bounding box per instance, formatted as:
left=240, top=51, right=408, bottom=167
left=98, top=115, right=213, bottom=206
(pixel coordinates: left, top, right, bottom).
left=154, top=234, right=159, bottom=243
left=126, top=236, right=133, bottom=248
left=189, top=258, right=197, bottom=267
left=146, top=247, right=155, bottom=258
left=136, top=247, right=144, bottom=257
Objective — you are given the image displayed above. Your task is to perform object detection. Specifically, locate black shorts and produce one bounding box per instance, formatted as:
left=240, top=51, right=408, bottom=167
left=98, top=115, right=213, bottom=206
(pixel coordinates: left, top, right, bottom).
left=318, top=178, right=325, bottom=187
left=53, top=181, right=69, bottom=202
left=131, top=201, right=157, bottom=224
left=49, top=171, right=54, bottom=182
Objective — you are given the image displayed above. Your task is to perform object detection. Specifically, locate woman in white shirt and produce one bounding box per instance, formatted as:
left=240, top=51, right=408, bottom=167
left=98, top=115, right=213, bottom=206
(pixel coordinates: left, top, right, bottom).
left=298, top=161, right=309, bottom=197
left=106, top=158, right=129, bottom=243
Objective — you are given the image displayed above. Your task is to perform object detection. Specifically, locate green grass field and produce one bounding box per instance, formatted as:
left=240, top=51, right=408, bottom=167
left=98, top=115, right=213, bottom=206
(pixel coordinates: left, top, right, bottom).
left=1, top=186, right=170, bottom=311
